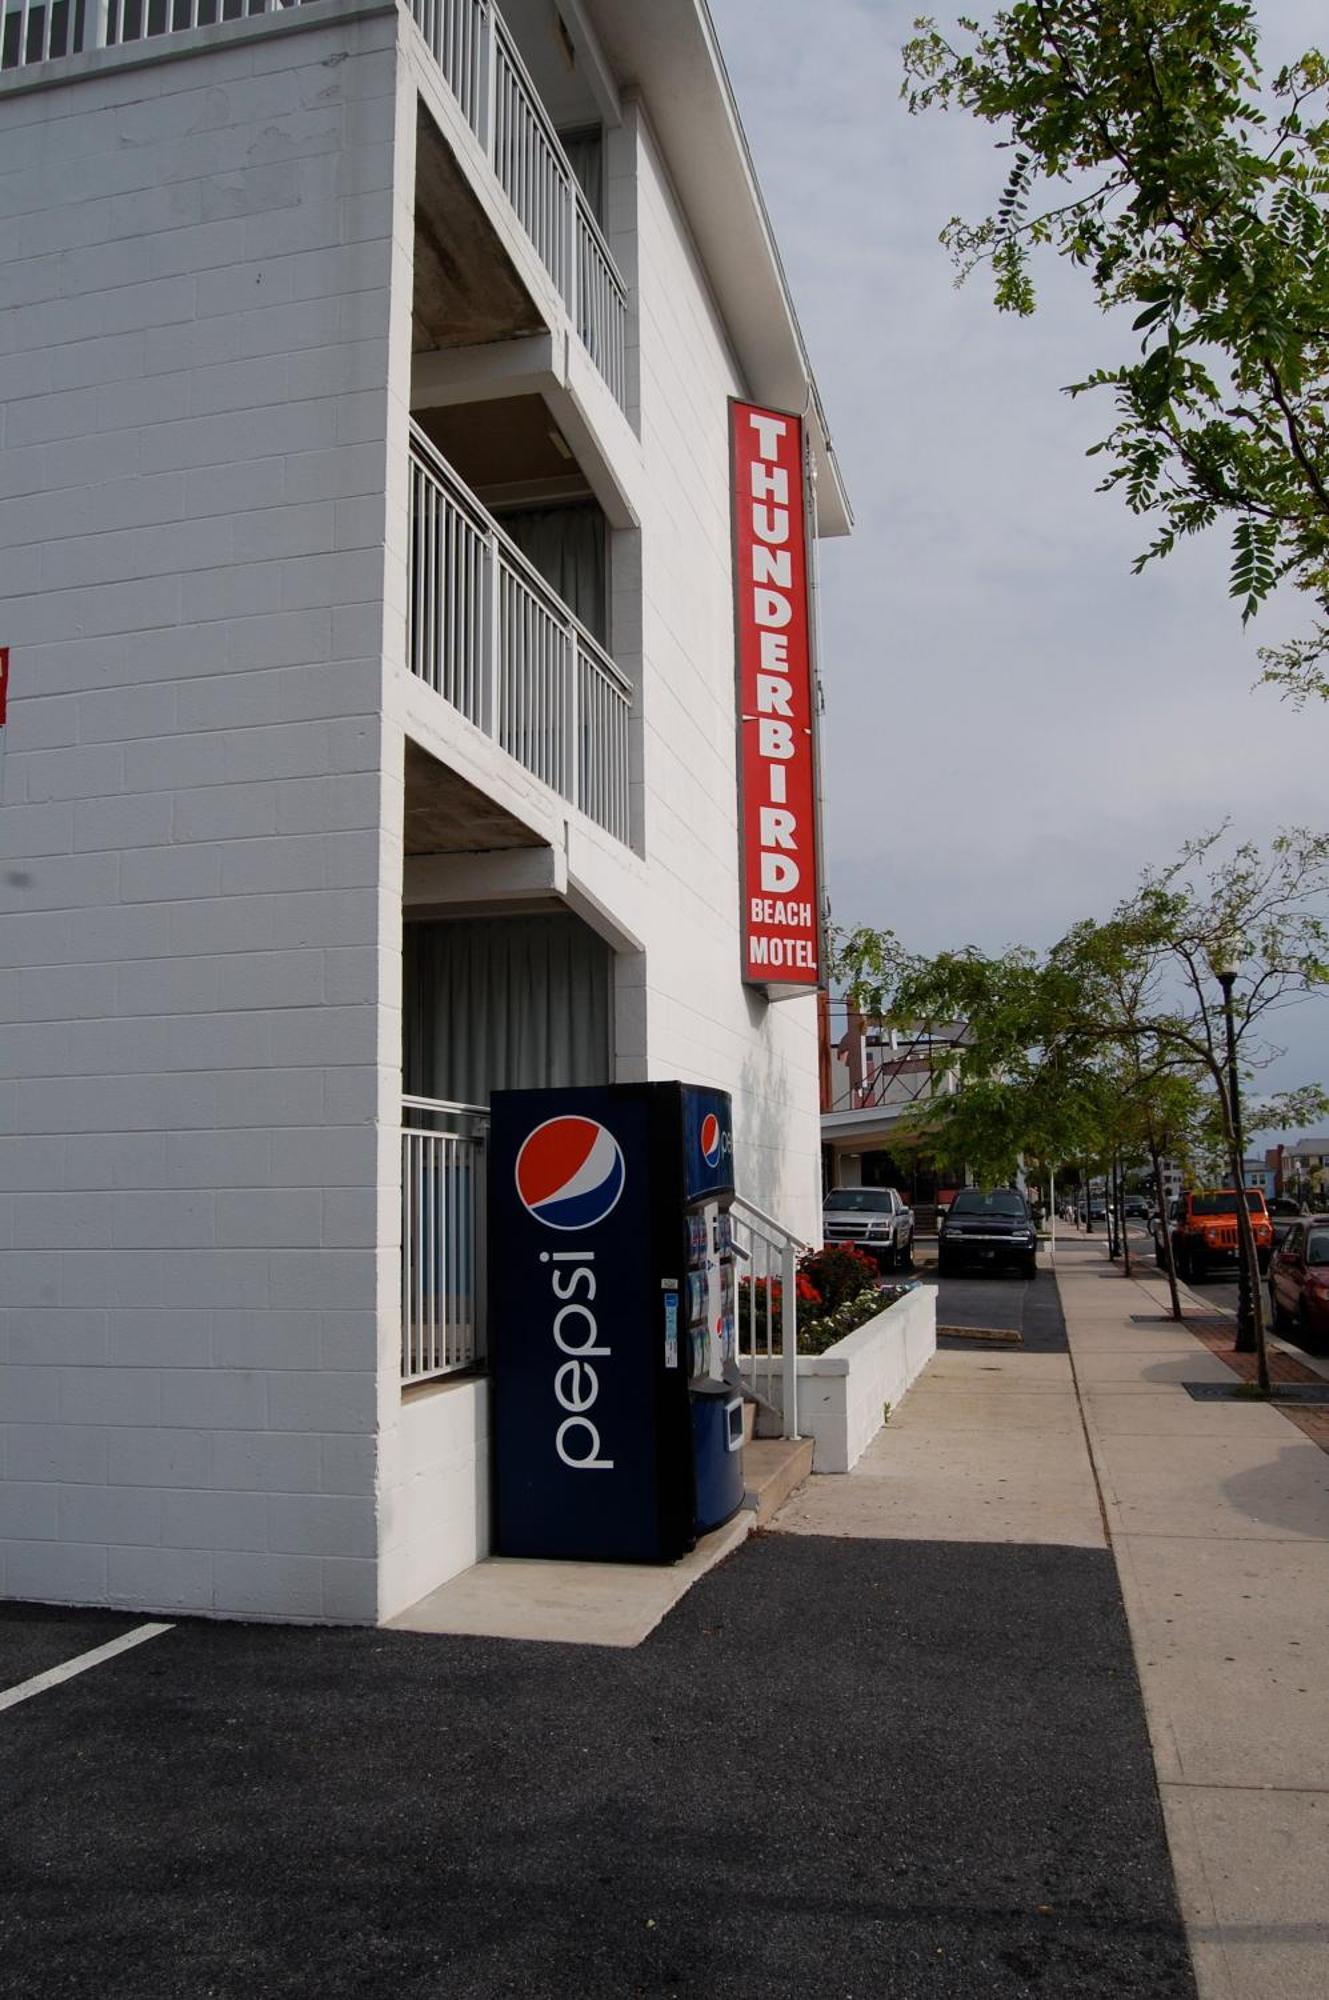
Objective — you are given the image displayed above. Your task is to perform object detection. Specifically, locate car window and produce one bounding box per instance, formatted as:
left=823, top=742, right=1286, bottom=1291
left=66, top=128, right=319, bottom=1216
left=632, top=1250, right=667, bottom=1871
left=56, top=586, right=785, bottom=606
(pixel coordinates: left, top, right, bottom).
left=1284, top=1225, right=1304, bottom=1258
left=1191, top=1193, right=1266, bottom=1216
left=949, top=1189, right=1027, bottom=1217
left=1307, top=1230, right=1329, bottom=1266
left=823, top=1190, right=891, bottom=1213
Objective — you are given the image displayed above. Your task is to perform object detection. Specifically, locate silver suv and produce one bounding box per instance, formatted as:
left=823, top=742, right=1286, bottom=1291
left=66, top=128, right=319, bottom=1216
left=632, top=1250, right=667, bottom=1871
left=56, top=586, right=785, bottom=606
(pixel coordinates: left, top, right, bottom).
left=822, top=1187, right=915, bottom=1272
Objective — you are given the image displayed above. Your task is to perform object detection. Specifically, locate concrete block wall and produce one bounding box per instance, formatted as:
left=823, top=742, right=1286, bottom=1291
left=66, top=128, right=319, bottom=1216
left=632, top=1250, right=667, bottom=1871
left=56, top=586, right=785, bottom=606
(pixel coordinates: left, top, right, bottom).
left=0, top=12, right=404, bottom=1620
left=621, top=106, right=822, bottom=1242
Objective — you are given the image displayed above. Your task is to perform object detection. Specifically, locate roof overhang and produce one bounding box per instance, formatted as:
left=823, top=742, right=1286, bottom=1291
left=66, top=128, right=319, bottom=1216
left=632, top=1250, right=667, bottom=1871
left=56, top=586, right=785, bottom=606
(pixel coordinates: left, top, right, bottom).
left=584, top=0, right=852, bottom=538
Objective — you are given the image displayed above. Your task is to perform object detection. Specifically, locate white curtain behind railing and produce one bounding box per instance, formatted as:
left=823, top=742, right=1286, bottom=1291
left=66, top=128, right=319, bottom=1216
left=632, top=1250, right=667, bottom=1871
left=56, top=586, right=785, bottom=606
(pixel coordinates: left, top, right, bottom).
left=403, top=913, right=612, bottom=1110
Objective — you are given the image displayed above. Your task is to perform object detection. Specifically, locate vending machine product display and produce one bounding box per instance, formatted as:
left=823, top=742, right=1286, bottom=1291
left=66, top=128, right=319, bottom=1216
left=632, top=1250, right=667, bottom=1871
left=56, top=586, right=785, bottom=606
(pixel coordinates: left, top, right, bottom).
left=489, top=1081, right=745, bottom=1562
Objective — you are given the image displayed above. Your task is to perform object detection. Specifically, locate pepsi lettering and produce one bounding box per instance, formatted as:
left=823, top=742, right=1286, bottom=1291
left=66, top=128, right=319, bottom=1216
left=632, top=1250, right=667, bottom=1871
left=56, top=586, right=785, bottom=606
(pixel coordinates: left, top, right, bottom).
left=542, top=1252, right=611, bottom=1470
left=490, top=1084, right=742, bottom=1563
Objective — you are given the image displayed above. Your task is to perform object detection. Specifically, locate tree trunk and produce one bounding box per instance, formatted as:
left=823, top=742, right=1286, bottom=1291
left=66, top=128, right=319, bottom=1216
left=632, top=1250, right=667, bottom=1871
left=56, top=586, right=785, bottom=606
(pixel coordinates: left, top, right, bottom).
left=1118, top=1154, right=1132, bottom=1278
left=1148, top=1133, right=1183, bottom=1321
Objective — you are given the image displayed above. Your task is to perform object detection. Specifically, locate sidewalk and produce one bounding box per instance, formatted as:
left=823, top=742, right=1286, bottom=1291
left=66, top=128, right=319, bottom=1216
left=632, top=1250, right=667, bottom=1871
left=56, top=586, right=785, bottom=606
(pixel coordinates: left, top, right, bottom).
left=1056, top=1237, right=1329, bottom=2000
left=775, top=1232, right=1329, bottom=1999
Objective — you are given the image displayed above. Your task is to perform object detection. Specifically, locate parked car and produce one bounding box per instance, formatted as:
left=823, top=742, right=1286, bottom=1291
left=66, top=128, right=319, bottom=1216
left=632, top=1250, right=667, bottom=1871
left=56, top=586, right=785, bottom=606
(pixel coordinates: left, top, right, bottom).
left=937, top=1188, right=1038, bottom=1279
left=1155, top=1189, right=1275, bottom=1282
left=1267, top=1195, right=1308, bottom=1251
left=1123, top=1196, right=1150, bottom=1221
left=821, top=1187, right=915, bottom=1272
left=1267, top=1217, right=1329, bottom=1352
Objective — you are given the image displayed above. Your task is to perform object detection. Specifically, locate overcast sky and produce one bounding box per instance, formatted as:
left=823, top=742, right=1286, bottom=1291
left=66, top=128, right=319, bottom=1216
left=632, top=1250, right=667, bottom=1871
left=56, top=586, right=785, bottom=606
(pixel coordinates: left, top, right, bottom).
left=709, top=0, right=1329, bottom=1126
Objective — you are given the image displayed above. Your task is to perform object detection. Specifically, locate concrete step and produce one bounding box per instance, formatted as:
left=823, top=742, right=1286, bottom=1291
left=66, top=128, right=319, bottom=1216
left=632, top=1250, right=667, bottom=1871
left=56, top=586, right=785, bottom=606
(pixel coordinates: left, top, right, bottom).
left=742, top=1435, right=815, bottom=1526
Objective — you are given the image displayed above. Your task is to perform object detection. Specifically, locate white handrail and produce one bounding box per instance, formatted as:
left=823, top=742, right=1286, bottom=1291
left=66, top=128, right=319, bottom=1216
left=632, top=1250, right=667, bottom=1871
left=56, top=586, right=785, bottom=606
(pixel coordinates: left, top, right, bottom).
left=408, top=422, right=632, bottom=844
left=731, top=1193, right=804, bottom=1441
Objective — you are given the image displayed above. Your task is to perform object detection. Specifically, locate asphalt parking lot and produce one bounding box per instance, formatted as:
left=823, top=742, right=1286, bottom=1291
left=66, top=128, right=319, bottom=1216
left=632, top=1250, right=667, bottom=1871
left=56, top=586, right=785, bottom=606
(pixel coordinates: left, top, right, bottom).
left=2, top=1545, right=1193, bottom=1997
left=910, top=1245, right=1068, bottom=1352
left=1, top=1245, right=1196, bottom=1998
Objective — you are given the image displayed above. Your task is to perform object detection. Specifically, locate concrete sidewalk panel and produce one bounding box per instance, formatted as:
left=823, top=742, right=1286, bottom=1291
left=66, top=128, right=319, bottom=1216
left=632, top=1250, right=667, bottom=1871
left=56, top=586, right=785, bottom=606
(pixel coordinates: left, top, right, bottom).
left=922, top=1350, right=1076, bottom=1391
left=1072, top=1348, right=1240, bottom=1389
left=1082, top=1390, right=1296, bottom=1439
left=891, top=1386, right=1083, bottom=1435
left=775, top=1423, right=1106, bottom=1548
left=1116, top=1534, right=1329, bottom=1790
left=1160, top=1783, right=1329, bottom=2000
left=1092, top=1433, right=1329, bottom=1542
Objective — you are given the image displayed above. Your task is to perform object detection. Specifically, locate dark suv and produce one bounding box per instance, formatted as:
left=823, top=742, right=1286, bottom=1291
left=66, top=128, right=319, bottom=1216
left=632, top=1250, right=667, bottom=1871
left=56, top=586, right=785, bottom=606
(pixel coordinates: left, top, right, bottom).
left=938, top=1188, right=1038, bottom=1279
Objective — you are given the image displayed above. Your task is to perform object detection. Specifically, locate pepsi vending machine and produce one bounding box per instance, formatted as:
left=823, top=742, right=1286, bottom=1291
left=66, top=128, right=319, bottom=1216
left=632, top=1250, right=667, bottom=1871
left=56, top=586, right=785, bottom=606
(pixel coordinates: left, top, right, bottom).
left=489, top=1082, right=745, bottom=1563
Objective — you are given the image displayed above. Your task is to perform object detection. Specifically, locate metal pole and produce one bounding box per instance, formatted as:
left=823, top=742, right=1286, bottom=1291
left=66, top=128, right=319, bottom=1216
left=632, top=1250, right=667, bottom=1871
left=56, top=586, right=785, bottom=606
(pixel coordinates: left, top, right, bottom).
left=780, top=1239, right=799, bottom=1440
left=1221, top=972, right=1255, bottom=1353
left=1048, top=1165, right=1056, bottom=1267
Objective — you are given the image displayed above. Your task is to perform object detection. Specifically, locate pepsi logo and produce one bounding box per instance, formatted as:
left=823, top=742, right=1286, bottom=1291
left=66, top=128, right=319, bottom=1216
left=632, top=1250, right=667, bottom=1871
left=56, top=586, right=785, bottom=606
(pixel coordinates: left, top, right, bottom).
left=700, top=1112, right=722, bottom=1170
left=515, top=1116, right=626, bottom=1231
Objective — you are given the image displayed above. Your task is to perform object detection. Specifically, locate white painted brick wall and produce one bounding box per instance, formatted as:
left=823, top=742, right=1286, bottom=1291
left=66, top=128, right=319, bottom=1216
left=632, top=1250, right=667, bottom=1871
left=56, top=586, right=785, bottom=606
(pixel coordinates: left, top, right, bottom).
left=0, top=15, right=403, bottom=1623
left=622, top=108, right=822, bottom=1242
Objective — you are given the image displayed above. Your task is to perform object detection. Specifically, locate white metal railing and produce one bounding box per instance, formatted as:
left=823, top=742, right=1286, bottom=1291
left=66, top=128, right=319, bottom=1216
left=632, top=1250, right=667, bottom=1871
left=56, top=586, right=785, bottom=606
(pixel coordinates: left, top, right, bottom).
left=408, top=0, right=629, bottom=411
left=492, top=15, right=571, bottom=301
left=574, top=196, right=627, bottom=409
left=401, top=1095, right=487, bottom=1384
left=1, top=0, right=309, bottom=71
left=408, top=421, right=633, bottom=845
left=732, top=1194, right=804, bottom=1441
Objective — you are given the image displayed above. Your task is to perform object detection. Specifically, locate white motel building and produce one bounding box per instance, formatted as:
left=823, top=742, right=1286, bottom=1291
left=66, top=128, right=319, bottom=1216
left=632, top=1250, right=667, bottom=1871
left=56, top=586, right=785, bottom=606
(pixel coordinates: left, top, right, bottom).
left=0, top=0, right=851, bottom=1623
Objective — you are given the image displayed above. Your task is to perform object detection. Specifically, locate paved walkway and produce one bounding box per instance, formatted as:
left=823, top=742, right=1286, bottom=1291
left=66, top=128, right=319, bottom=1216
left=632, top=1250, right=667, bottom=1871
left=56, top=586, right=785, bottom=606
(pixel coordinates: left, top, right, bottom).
left=1056, top=1239, right=1329, bottom=2000
left=778, top=1233, right=1329, bottom=1999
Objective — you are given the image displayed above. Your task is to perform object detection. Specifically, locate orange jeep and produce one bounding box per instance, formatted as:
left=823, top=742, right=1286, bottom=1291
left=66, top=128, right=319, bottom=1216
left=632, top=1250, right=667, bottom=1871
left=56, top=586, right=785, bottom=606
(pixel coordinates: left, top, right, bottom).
left=1159, top=1189, right=1274, bottom=1283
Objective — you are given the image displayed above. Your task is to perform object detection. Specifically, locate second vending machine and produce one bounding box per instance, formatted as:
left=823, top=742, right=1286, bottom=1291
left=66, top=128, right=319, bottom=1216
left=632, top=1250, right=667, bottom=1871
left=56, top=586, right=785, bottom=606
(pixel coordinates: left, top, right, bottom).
left=489, top=1081, right=745, bottom=1563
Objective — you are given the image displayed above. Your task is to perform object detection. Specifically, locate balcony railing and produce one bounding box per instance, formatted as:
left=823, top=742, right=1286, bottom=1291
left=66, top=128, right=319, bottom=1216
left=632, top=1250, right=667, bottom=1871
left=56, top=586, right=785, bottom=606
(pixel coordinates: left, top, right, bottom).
left=401, top=1096, right=486, bottom=1384
left=2, top=0, right=303, bottom=73
left=2, top=0, right=630, bottom=413
left=410, top=0, right=628, bottom=410
left=408, top=421, right=633, bottom=847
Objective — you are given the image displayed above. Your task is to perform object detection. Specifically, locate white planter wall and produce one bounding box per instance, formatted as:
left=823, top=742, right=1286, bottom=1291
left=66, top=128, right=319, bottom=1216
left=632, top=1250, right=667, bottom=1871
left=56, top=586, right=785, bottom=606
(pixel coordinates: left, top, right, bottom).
left=750, top=1286, right=936, bottom=1474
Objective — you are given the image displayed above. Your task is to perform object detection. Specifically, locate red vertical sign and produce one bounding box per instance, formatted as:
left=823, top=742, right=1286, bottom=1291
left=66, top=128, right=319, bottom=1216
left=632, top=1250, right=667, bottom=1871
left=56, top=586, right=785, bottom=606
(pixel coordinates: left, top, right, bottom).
left=0, top=647, right=8, bottom=727
left=731, top=402, right=820, bottom=990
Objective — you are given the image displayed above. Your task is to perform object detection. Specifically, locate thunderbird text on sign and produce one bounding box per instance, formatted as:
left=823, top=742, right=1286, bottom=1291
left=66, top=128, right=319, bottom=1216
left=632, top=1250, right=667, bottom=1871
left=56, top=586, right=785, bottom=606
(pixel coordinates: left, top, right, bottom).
left=731, top=401, right=819, bottom=991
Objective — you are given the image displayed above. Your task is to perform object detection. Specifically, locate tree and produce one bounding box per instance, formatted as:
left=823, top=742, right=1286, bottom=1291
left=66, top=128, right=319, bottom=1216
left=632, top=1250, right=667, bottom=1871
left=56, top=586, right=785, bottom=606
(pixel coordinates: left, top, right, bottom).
left=902, top=4, right=1329, bottom=702
left=834, top=827, right=1329, bottom=1386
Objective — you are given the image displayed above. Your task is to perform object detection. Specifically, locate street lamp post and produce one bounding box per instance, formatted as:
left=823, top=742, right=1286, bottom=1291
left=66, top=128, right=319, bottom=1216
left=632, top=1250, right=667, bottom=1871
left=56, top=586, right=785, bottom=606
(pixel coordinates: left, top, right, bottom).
left=1210, top=940, right=1256, bottom=1355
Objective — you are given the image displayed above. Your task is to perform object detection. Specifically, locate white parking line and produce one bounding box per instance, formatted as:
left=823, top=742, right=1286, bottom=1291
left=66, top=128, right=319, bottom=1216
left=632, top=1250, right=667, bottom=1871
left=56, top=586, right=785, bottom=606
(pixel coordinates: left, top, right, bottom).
left=0, top=1622, right=173, bottom=1714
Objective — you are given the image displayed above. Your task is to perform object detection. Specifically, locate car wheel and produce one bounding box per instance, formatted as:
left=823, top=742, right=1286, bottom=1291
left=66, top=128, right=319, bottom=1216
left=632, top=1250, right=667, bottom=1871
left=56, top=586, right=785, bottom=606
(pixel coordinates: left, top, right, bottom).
left=937, top=1251, right=955, bottom=1279
left=1269, top=1284, right=1290, bottom=1334
left=1188, top=1247, right=1206, bottom=1283
left=900, top=1234, right=914, bottom=1271
left=1297, top=1300, right=1322, bottom=1354
left=1021, top=1254, right=1038, bottom=1281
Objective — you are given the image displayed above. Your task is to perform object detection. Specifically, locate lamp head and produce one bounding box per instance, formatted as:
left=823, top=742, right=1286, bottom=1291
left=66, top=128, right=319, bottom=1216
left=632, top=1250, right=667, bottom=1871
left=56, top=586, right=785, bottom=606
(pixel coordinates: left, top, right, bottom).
left=1208, top=931, right=1245, bottom=983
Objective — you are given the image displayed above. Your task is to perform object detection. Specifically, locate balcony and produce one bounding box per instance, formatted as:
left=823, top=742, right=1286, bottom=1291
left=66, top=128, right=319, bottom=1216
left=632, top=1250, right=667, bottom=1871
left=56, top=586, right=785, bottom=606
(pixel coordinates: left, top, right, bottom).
left=1, top=0, right=629, bottom=415
left=407, top=420, right=632, bottom=847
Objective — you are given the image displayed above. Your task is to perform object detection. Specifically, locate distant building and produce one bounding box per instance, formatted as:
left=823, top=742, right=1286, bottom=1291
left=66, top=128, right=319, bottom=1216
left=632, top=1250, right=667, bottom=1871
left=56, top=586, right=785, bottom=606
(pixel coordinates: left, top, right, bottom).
left=818, top=1001, right=967, bottom=1217
left=1268, top=1141, right=1329, bottom=1206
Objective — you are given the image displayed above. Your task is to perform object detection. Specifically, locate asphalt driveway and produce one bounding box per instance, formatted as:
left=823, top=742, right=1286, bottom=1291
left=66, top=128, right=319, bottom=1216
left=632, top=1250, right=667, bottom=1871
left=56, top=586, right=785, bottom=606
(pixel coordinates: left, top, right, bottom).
left=2, top=1532, right=1192, bottom=1999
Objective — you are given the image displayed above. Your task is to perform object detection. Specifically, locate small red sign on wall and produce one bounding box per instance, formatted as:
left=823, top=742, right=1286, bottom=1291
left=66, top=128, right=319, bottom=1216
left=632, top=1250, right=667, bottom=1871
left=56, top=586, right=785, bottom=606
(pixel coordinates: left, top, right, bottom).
left=0, top=647, right=8, bottom=727
left=731, top=402, right=820, bottom=993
